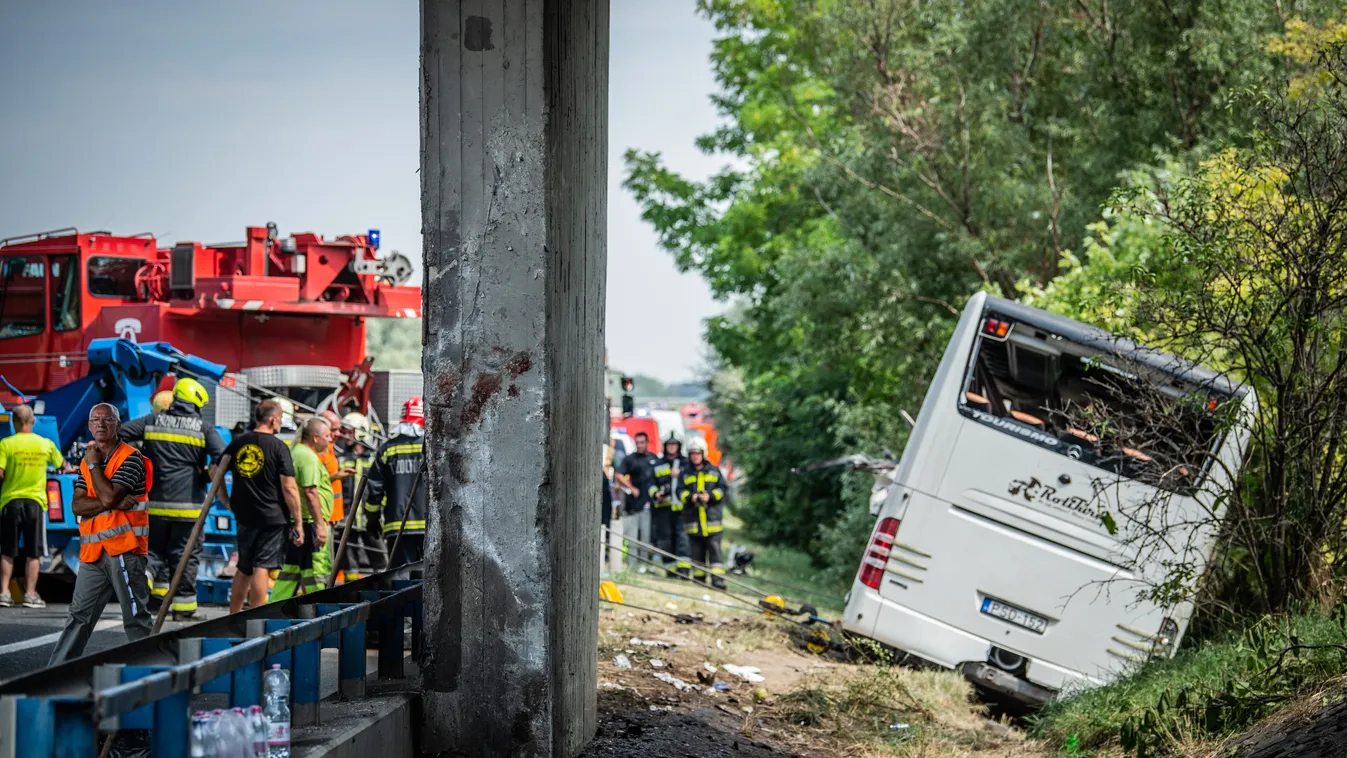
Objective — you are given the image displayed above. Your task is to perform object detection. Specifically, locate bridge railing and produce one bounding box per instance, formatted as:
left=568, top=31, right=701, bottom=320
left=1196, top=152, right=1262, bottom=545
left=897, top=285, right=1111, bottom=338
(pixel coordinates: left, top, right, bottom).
left=0, top=576, right=422, bottom=758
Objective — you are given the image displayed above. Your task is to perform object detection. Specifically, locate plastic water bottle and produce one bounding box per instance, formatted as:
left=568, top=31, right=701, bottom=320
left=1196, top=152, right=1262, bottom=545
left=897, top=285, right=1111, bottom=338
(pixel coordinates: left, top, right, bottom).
left=249, top=705, right=269, bottom=758
left=263, top=664, right=292, bottom=758
left=191, top=712, right=208, bottom=758
left=214, top=708, right=241, bottom=758
left=230, top=709, right=252, bottom=758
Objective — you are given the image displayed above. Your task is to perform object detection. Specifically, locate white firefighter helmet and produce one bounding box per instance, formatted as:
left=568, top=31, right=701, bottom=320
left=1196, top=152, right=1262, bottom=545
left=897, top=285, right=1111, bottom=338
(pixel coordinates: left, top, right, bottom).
left=275, top=397, right=297, bottom=432
left=343, top=412, right=373, bottom=444
left=686, top=438, right=708, bottom=456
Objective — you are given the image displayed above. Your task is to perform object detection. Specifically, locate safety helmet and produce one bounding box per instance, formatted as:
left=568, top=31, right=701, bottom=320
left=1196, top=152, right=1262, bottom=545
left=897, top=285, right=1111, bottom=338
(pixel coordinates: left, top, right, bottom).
left=664, top=434, right=682, bottom=452
left=276, top=397, right=297, bottom=431
left=173, top=377, right=209, bottom=408
left=151, top=390, right=174, bottom=414
left=686, top=439, right=708, bottom=456
left=401, top=395, right=425, bottom=425
left=342, top=412, right=373, bottom=444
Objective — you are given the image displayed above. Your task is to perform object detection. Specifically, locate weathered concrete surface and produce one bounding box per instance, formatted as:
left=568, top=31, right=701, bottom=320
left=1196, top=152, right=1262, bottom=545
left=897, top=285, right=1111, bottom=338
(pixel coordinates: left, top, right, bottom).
left=419, top=0, right=607, bottom=755
left=295, top=694, right=416, bottom=758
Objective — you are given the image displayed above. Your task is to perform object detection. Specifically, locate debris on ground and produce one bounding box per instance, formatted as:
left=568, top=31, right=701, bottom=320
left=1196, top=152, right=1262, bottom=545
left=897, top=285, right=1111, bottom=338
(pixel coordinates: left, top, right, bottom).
left=629, top=638, right=672, bottom=648
left=723, top=663, right=766, bottom=683
left=649, top=658, right=666, bottom=669
left=612, top=654, right=631, bottom=670
left=654, top=672, right=699, bottom=692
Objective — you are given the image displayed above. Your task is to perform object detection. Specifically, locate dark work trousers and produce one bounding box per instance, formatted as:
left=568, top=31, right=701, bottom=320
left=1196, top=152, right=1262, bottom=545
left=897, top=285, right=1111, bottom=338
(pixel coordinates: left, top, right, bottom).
left=651, top=507, right=691, bottom=576
left=149, top=517, right=201, bottom=614
left=49, top=552, right=153, bottom=665
left=688, top=532, right=727, bottom=589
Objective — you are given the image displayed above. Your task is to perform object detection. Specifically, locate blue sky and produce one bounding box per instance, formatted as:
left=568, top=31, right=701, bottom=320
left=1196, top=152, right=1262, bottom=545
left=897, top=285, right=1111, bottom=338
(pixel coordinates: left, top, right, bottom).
left=0, top=1, right=725, bottom=382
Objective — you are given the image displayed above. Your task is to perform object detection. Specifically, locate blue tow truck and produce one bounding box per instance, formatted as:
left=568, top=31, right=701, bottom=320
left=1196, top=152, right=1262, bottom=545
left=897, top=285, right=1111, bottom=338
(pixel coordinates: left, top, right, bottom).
left=0, top=339, right=237, bottom=598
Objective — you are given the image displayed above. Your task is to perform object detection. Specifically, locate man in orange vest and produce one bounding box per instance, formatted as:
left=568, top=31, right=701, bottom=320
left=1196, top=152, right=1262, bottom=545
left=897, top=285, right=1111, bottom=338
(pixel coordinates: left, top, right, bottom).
left=313, top=410, right=356, bottom=584
left=49, top=403, right=154, bottom=664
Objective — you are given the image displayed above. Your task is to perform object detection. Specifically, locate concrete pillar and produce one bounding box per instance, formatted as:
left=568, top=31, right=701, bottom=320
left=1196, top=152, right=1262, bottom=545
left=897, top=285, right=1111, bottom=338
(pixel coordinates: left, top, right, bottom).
left=418, top=1, right=607, bottom=756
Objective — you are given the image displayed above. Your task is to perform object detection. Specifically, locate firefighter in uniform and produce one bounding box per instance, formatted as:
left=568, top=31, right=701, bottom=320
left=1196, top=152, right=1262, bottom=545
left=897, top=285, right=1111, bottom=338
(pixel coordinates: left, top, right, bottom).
left=650, top=434, right=692, bottom=577
left=119, top=377, right=226, bottom=618
left=337, top=412, right=379, bottom=579
left=678, top=439, right=728, bottom=589
left=366, top=398, right=425, bottom=576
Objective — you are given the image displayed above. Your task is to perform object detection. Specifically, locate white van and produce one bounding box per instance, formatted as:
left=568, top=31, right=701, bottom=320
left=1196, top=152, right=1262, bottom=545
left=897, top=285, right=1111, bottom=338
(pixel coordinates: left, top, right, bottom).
left=843, top=293, right=1254, bottom=705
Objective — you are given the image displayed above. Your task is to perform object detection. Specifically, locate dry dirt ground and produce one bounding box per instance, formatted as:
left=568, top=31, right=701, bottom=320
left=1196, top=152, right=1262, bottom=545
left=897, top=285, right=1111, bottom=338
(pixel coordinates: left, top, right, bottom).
left=579, top=575, right=1052, bottom=758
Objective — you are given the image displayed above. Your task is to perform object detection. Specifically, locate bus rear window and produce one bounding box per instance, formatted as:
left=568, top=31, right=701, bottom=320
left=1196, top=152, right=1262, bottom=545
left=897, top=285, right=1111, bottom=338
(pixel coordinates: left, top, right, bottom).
left=959, top=313, right=1230, bottom=494
left=87, top=256, right=142, bottom=299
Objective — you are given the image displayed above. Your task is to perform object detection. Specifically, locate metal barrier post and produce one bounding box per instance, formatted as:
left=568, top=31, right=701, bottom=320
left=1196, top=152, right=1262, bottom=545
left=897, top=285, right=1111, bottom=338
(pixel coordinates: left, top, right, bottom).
left=0, top=695, right=96, bottom=758
left=230, top=655, right=264, bottom=710
left=362, top=591, right=406, bottom=680
left=265, top=620, right=320, bottom=726
left=152, top=689, right=191, bottom=757
left=396, top=580, right=424, bottom=660
left=318, top=603, right=367, bottom=700
left=199, top=639, right=234, bottom=694
left=107, top=665, right=166, bottom=730
left=339, top=622, right=368, bottom=699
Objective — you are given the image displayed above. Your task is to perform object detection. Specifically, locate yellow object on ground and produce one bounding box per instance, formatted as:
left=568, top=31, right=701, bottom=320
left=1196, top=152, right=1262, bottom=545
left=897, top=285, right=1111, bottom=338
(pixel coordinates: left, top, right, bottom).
left=599, top=580, right=624, bottom=603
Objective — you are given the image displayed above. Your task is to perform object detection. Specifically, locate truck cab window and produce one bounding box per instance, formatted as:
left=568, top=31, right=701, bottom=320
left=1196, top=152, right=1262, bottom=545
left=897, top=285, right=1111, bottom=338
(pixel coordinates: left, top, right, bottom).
left=0, top=256, right=46, bottom=339
left=50, top=255, right=80, bottom=332
left=87, top=256, right=142, bottom=299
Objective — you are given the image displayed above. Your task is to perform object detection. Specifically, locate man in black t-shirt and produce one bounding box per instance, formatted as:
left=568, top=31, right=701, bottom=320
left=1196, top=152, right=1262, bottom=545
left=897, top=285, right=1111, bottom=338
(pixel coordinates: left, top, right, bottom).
left=222, top=399, right=303, bottom=613
left=614, top=432, right=659, bottom=567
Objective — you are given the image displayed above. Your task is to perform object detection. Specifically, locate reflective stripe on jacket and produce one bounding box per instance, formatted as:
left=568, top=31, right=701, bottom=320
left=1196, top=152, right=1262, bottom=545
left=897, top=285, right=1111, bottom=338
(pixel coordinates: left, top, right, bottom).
left=119, top=400, right=224, bottom=519
left=649, top=455, right=688, bottom=511
left=678, top=463, right=726, bottom=537
left=367, top=432, right=425, bottom=535
left=79, top=443, right=153, bottom=562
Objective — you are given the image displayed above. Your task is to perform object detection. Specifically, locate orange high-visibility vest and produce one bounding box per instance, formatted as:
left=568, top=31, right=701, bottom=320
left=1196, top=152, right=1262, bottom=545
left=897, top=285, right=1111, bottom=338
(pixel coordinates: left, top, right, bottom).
left=321, top=444, right=343, bottom=523
left=78, top=443, right=153, bottom=562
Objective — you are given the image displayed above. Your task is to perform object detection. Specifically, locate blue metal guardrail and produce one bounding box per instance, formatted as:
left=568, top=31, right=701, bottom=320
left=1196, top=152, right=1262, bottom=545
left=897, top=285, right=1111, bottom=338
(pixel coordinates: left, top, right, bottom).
left=0, top=577, right=422, bottom=758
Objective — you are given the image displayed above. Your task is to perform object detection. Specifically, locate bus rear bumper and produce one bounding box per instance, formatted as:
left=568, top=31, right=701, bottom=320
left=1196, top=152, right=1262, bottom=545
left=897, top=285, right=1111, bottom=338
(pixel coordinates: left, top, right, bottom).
left=844, top=586, right=1098, bottom=702
left=959, top=662, right=1054, bottom=706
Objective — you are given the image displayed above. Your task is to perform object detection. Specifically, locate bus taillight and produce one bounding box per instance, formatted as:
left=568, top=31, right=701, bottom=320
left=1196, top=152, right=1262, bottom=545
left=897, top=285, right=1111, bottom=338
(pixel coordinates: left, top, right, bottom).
left=46, top=480, right=63, bottom=521
left=983, top=317, right=1012, bottom=338
left=859, top=517, right=902, bottom=589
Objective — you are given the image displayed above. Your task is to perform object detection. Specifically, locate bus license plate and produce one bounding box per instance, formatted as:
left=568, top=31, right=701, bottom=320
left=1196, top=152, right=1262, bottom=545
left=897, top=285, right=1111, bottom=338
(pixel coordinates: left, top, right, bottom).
left=981, top=598, right=1048, bottom=634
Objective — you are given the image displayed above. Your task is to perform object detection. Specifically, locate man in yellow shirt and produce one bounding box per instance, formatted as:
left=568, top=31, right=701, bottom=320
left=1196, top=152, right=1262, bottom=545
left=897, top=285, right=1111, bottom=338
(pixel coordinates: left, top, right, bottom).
left=0, top=405, right=64, bottom=608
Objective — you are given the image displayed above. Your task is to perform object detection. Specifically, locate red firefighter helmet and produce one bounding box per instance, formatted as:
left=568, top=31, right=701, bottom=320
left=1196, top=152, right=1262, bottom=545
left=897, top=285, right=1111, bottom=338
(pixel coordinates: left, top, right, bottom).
left=402, top=395, right=425, bottom=425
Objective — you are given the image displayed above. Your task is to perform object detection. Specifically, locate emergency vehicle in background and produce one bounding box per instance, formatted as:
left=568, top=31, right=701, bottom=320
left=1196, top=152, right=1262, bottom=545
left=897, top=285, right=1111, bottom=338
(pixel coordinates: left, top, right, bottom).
left=0, top=222, right=420, bottom=423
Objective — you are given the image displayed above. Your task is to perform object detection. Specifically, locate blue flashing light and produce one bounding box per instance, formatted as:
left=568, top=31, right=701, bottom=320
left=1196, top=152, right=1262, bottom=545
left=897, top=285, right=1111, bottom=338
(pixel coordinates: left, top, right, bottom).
left=368, top=229, right=381, bottom=250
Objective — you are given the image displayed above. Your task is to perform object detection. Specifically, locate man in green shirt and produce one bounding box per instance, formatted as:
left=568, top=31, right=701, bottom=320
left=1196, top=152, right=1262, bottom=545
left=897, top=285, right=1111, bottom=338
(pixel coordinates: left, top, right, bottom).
left=0, top=405, right=65, bottom=608
left=273, top=417, right=332, bottom=599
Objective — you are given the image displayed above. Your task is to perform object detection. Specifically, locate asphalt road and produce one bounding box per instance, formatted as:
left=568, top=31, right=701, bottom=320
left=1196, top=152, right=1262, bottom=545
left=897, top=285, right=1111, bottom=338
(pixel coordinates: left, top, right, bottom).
left=0, top=602, right=230, bottom=684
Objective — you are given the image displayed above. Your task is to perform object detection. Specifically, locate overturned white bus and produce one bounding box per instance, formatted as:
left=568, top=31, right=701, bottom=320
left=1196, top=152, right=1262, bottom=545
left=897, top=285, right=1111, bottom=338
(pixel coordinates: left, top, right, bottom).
left=843, top=292, right=1255, bottom=705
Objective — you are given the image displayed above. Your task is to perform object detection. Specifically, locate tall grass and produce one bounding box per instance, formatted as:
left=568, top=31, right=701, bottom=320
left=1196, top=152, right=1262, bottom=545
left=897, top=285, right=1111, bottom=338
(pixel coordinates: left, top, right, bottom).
left=1032, top=609, right=1347, bottom=755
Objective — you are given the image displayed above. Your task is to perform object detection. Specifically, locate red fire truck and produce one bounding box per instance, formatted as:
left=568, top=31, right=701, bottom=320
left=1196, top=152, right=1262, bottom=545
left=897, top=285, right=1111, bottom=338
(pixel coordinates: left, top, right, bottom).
left=0, top=222, right=420, bottom=409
